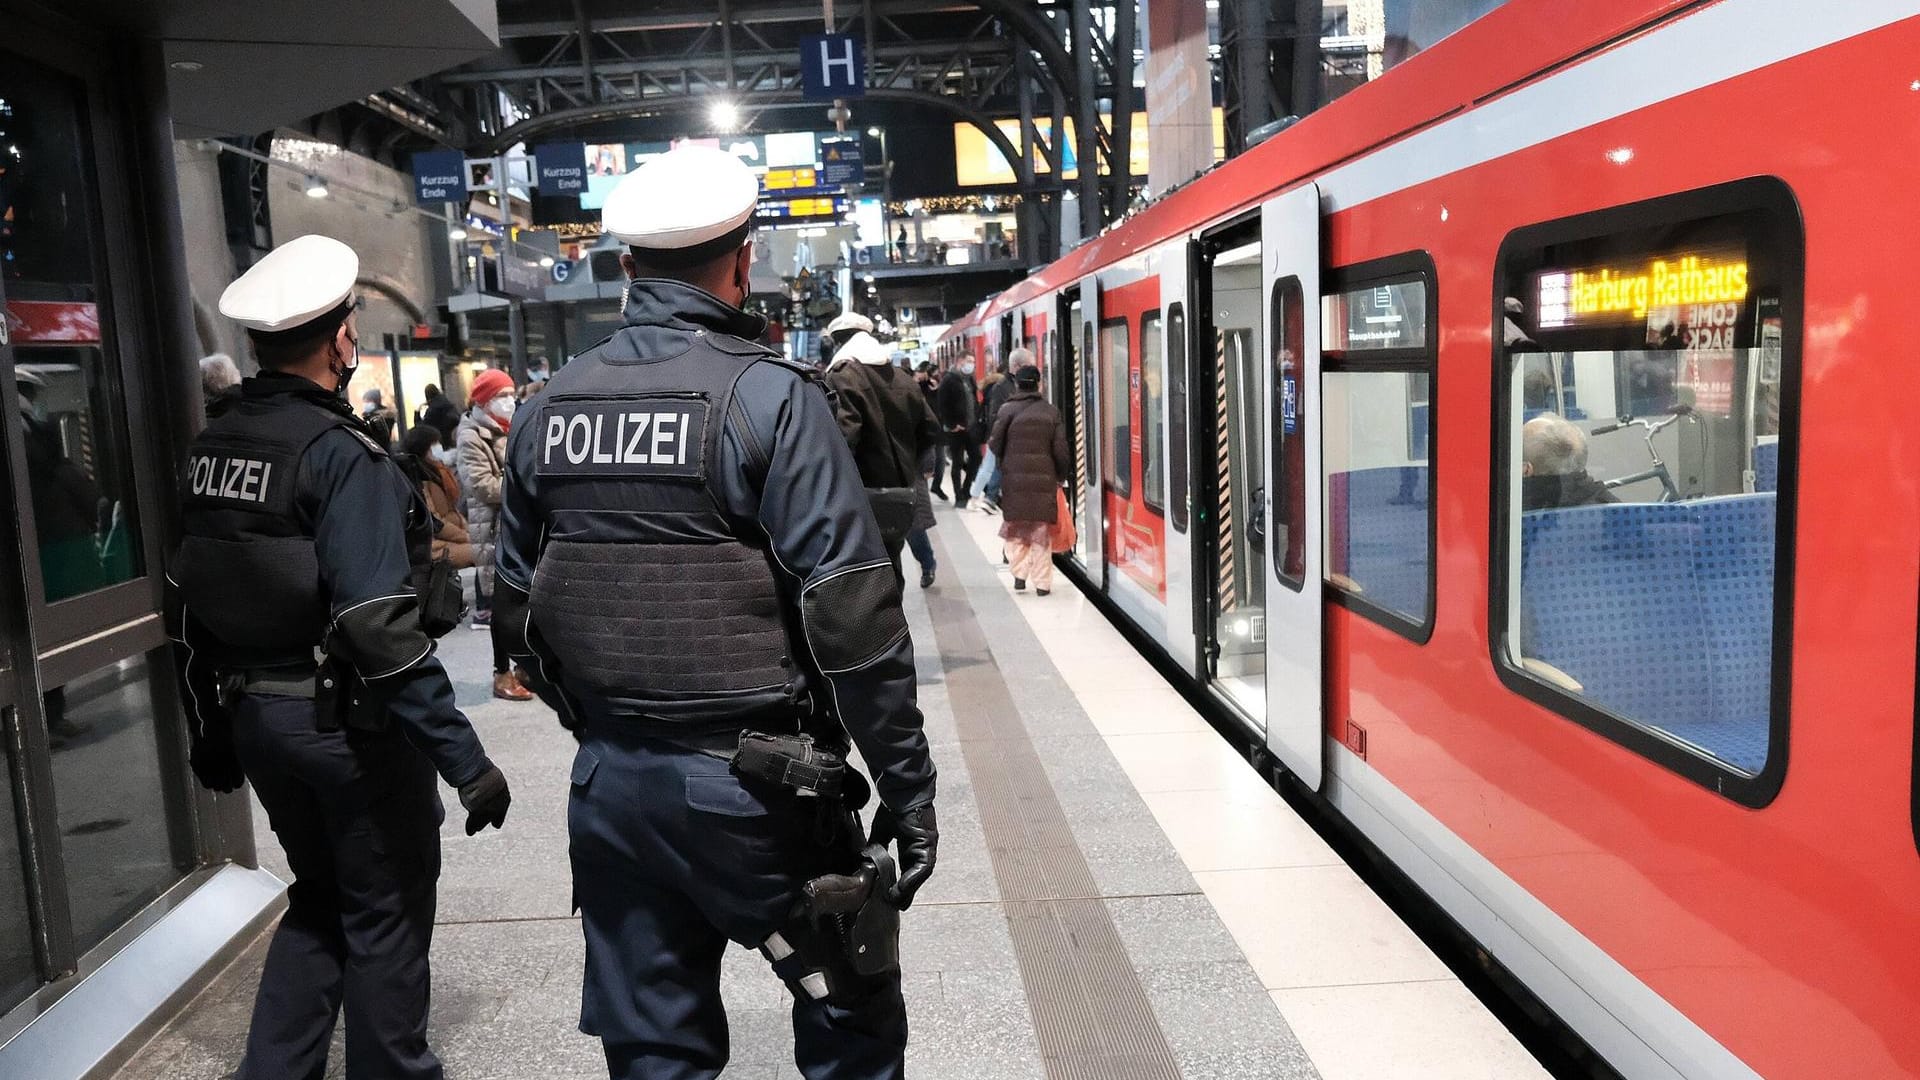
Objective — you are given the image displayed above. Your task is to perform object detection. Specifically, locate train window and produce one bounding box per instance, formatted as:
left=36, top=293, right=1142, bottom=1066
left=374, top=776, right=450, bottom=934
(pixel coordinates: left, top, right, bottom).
left=1100, top=319, right=1131, bottom=499
left=1168, top=303, right=1190, bottom=534
left=1141, top=311, right=1166, bottom=515
left=1492, top=179, right=1800, bottom=805
left=1322, top=259, right=1436, bottom=639
left=1270, top=277, right=1306, bottom=592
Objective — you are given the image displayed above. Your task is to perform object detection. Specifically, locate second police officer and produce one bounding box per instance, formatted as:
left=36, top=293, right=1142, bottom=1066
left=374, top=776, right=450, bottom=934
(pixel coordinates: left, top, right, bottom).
left=166, top=235, right=511, bottom=1079
left=492, top=145, right=939, bottom=1080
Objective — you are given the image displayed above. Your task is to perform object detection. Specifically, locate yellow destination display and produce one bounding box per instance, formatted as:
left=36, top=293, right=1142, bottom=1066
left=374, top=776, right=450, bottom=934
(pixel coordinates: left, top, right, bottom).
left=1536, top=247, right=1748, bottom=330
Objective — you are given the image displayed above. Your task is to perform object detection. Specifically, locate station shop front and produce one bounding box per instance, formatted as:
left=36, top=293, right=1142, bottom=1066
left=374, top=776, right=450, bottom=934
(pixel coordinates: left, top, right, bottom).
left=0, top=2, right=497, bottom=1074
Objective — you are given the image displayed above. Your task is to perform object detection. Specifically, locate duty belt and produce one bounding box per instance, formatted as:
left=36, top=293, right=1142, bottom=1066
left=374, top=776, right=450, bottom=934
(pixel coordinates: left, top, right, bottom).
left=229, top=663, right=321, bottom=699
left=638, top=728, right=848, bottom=799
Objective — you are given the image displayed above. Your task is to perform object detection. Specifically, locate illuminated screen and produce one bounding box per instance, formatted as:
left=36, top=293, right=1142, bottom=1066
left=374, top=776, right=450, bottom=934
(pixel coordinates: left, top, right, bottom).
left=576, top=132, right=836, bottom=210
left=951, top=109, right=1225, bottom=187
left=1533, top=245, right=1749, bottom=346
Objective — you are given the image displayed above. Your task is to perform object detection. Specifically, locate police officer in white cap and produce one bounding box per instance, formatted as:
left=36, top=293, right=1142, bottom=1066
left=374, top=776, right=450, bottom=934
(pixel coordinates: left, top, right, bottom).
left=492, top=145, right=936, bottom=1080
left=167, top=234, right=510, bottom=1080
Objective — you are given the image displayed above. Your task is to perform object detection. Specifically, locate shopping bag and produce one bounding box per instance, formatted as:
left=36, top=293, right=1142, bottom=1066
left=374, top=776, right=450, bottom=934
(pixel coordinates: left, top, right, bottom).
left=1050, top=488, right=1077, bottom=553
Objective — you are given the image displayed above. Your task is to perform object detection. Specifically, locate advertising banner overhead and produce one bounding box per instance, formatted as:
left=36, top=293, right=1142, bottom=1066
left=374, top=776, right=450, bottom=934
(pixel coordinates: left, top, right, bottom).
left=1144, top=0, right=1213, bottom=193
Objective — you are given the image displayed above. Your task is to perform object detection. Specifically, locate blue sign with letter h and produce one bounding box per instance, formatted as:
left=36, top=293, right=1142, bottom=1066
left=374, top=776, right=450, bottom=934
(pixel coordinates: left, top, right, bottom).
left=800, top=33, right=865, bottom=99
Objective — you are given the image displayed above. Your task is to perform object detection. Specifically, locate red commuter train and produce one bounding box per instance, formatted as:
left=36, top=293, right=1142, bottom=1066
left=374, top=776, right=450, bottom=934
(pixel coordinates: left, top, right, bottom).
left=936, top=3, right=1920, bottom=1076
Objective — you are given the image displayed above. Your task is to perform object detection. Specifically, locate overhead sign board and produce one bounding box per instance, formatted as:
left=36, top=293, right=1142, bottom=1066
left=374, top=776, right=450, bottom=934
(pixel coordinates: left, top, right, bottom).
left=820, top=136, right=863, bottom=186
left=763, top=166, right=819, bottom=191
left=535, top=142, right=587, bottom=195
left=755, top=195, right=851, bottom=224
left=800, top=33, right=865, bottom=99
left=412, top=149, right=468, bottom=204
left=496, top=252, right=548, bottom=299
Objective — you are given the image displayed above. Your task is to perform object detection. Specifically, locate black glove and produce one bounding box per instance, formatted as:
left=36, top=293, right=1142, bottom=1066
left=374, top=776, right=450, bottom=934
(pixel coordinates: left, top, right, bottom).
left=869, top=802, right=937, bottom=909
left=457, top=764, right=512, bottom=835
left=188, top=734, right=244, bottom=793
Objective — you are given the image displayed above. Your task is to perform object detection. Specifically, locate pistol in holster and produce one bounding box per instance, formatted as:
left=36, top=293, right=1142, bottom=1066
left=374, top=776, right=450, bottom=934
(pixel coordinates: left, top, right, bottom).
left=736, top=730, right=900, bottom=1005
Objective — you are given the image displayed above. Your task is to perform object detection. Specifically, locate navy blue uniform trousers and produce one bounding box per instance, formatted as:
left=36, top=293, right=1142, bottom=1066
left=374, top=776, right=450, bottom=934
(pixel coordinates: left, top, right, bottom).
left=569, top=730, right=908, bottom=1080
left=230, top=693, right=444, bottom=1080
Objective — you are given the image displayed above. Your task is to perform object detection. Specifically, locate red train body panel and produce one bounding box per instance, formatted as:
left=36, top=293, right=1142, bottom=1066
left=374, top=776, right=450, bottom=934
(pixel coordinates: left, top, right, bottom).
left=932, top=4, right=1920, bottom=1076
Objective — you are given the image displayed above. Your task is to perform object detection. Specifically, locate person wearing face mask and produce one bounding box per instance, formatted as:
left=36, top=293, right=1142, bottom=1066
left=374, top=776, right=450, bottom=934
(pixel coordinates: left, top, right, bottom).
left=491, top=145, right=937, bottom=1080
left=457, top=367, right=534, bottom=701
left=165, top=234, right=511, bottom=1080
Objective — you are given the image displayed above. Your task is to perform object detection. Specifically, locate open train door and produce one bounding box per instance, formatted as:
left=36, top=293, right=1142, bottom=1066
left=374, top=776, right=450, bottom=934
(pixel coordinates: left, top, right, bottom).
left=1073, top=275, right=1105, bottom=581
left=1260, top=183, right=1324, bottom=790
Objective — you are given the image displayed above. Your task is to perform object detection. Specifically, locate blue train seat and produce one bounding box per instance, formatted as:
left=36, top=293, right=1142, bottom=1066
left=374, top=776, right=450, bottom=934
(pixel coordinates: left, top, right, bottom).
left=1752, top=441, right=1780, bottom=493
left=1327, top=466, right=1429, bottom=624
left=1516, top=493, right=1776, bottom=773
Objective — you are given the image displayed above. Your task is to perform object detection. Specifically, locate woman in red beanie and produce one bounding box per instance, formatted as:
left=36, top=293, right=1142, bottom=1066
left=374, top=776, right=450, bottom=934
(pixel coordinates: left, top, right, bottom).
left=457, top=368, right=533, bottom=701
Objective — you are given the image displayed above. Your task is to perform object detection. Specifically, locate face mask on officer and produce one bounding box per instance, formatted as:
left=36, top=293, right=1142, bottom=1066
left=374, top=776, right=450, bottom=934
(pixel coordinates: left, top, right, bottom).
left=329, top=317, right=360, bottom=401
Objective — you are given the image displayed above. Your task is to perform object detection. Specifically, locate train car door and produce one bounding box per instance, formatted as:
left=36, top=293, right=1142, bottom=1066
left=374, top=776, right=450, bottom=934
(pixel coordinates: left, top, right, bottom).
left=1160, top=242, right=1198, bottom=676
left=1074, top=276, right=1106, bottom=579
left=1053, top=292, right=1083, bottom=553
left=1260, top=183, right=1324, bottom=789
left=1196, top=221, right=1267, bottom=731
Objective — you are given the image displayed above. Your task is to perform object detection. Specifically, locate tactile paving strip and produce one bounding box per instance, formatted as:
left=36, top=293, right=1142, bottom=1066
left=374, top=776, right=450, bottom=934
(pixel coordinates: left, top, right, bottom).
left=924, top=532, right=1185, bottom=1080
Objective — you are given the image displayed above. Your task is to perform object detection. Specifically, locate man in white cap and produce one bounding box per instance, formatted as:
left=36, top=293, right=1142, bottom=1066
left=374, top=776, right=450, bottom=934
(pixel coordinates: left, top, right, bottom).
left=166, top=234, right=511, bottom=1080
left=824, top=314, right=942, bottom=588
left=492, top=145, right=936, bottom=1080
left=823, top=308, right=873, bottom=371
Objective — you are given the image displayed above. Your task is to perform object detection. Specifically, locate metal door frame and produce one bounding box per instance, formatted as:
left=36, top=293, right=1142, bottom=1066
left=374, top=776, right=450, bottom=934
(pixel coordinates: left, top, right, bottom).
left=1074, top=275, right=1105, bottom=581
left=1159, top=238, right=1199, bottom=676
left=1260, top=183, right=1326, bottom=790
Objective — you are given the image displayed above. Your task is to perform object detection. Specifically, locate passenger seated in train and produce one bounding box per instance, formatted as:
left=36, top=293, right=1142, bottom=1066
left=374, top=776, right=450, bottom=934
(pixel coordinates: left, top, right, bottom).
left=1521, top=413, right=1619, bottom=511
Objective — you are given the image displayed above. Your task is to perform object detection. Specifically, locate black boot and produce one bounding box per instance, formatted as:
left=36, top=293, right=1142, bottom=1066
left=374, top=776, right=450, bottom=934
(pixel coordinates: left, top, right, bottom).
left=1014, top=578, right=1026, bottom=592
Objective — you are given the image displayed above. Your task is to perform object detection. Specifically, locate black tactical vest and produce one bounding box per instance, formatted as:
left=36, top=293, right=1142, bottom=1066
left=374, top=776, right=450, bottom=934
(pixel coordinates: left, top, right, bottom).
left=526, top=331, right=807, bottom=731
left=174, top=388, right=394, bottom=670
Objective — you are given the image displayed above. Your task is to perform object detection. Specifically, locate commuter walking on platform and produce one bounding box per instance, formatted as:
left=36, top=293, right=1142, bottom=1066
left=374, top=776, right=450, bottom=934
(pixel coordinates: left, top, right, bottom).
left=398, top=424, right=474, bottom=570
left=457, top=368, right=532, bottom=701
left=827, top=315, right=943, bottom=588
left=936, top=357, right=981, bottom=507
left=988, top=363, right=1070, bottom=595
left=916, top=362, right=947, bottom=501
left=978, top=349, right=1025, bottom=512
left=492, top=146, right=939, bottom=1080
left=418, top=382, right=462, bottom=452
left=165, top=235, right=511, bottom=1080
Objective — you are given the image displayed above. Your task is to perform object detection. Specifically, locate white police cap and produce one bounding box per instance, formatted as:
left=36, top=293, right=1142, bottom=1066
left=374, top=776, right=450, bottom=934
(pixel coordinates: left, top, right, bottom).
left=219, top=234, right=358, bottom=335
left=826, top=311, right=873, bottom=335
left=603, top=145, right=758, bottom=259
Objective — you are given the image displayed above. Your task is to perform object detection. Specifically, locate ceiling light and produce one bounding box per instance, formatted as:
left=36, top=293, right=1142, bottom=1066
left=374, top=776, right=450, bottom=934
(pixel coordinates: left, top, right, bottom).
left=709, top=99, right=740, bottom=132
left=1606, top=147, right=1635, bottom=165
left=866, top=127, right=882, bottom=137
left=169, top=60, right=204, bottom=72
left=448, top=226, right=469, bottom=241
left=304, top=175, right=328, bottom=198
left=538, top=255, right=556, bottom=268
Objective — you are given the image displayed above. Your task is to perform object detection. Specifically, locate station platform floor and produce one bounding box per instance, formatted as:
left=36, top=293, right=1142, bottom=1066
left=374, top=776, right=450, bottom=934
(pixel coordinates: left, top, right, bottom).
left=115, top=499, right=1550, bottom=1080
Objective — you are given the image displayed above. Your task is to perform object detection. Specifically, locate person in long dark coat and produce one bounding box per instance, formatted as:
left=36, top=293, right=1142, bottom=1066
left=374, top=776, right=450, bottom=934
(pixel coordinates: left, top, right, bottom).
left=986, top=364, right=1069, bottom=594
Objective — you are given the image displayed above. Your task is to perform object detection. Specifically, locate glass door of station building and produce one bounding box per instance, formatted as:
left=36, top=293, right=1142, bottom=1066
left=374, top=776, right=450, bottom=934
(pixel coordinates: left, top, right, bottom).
left=0, top=33, right=205, bottom=1020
